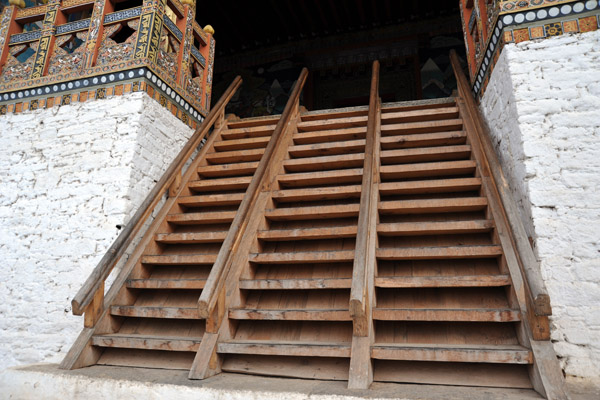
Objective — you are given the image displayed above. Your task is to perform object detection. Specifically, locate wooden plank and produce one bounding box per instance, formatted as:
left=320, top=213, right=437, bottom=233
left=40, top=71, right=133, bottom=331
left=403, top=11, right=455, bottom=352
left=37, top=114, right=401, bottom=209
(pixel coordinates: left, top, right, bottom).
left=288, top=139, right=366, bottom=158
left=372, top=308, right=521, bottom=322
left=212, top=136, right=271, bottom=151
left=188, top=176, right=252, bottom=192
left=239, top=278, right=352, bottom=290
left=226, top=116, right=280, bottom=129
left=376, top=246, right=503, bottom=260
left=229, top=308, right=352, bottom=321
left=96, top=348, right=194, bottom=370
left=277, top=168, right=363, bottom=187
left=377, top=220, right=494, bottom=236
left=264, top=204, right=360, bottom=221
left=380, top=160, right=477, bottom=180
left=220, top=124, right=277, bottom=140
left=297, top=115, right=368, bottom=132
left=249, top=250, right=355, bottom=264
left=154, top=231, right=228, bottom=244
left=529, top=340, right=569, bottom=399
left=379, top=177, right=481, bottom=195
left=178, top=193, right=244, bottom=207
left=283, top=153, right=364, bottom=172
left=380, top=145, right=471, bottom=164
left=189, top=332, right=220, bottom=379
left=371, top=343, right=532, bottom=364
left=378, top=197, right=488, bottom=214
left=205, top=148, right=265, bottom=164
left=271, top=185, right=362, bottom=202
left=348, top=336, right=373, bottom=389
left=166, top=211, right=236, bottom=225
left=293, top=127, right=367, bottom=145
left=126, top=279, right=206, bottom=289
left=381, top=107, right=460, bottom=124
left=375, top=275, right=511, bottom=288
left=222, top=355, right=349, bottom=381
left=110, top=306, right=199, bottom=319
left=381, top=119, right=463, bottom=136
left=301, top=107, right=368, bottom=121
left=217, top=341, right=351, bottom=358
left=257, top=226, right=358, bottom=241
left=381, top=99, right=455, bottom=113
left=92, top=334, right=202, bottom=352
left=380, top=130, right=467, bottom=150
left=140, top=254, right=217, bottom=265
left=197, top=161, right=258, bottom=177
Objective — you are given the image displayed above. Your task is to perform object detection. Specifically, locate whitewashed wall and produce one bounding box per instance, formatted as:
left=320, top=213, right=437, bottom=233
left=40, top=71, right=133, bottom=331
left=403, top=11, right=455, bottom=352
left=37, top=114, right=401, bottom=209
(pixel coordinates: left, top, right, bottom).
left=0, top=92, right=194, bottom=368
left=480, top=29, right=600, bottom=379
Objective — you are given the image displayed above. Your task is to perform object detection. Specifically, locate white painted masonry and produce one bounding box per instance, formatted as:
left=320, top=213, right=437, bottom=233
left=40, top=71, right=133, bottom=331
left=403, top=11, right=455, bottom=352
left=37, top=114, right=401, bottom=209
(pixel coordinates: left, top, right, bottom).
left=480, top=29, right=600, bottom=379
left=0, top=91, right=193, bottom=368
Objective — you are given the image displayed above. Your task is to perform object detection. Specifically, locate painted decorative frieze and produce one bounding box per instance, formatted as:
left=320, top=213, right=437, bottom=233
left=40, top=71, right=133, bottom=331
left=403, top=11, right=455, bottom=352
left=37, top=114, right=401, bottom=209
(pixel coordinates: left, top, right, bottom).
left=0, top=0, right=215, bottom=123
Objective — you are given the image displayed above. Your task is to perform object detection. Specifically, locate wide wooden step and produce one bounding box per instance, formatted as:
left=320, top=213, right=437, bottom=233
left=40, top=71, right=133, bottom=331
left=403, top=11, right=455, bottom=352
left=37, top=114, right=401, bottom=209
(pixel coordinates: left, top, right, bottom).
left=221, top=124, right=277, bottom=140
left=239, top=277, right=352, bottom=290
left=226, top=116, right=280, bottom=129
left=379, top=177, right=481, bottom=195
left=381, top=119, right=463, bottom=136
left=374, top=274, right=511, bottom=288
left=371, top=343, right=532, bottom=364
left=380, top=131, right=467, bottom=150
left=381, top=107, right=460, bottom=124
left=218, top=340, right=351, bottom=358
left=265, top=204, right=360, bottom=220
left=376, top=245, right=503, bottom=260
left=380, top=145, right=471, bottom=164
left=229, top=308, right=352, bottom=321
left=249, top=250, right=355, bottom=264
left=92, top=334, right=202, bottom=352
left=372, top=308, right=521, bottom=322
left=167, top=211, right=236, bottom=225
left=188, top=176, right=252, bottom=192
left=283, top=153, right=364, bottom=172
left=278, top=168, right=363, bottom=188
left=155, top=231, right=227, bottom=244
left=377, top=220, right=494, bottom=236
left=197, top=161, right=258, bottom=178
left=257, top=226, right=358, bottom=241
left=288, top=139, right=366, bottom=158
left=213, top=136, right=270, bottom=151
left=271, top=185, right=362, bottom=203
left=141, top=254, right=217, bottom=265
left=380, top=160, right=476, bottom=180
left=178, top=193, right=244, bottom=207
left=126, top=278, right=207, bottom=289
left=297, top=116, right=367, bottom=132
left=301, top=108, right=367, bottom=121
left=110, top=306, right=199, bottom=319
left=205, top=148, right=265, bottom=164
left=378, top=197, right=488, bottom=214
left=293, top=127, right=366, bottom=145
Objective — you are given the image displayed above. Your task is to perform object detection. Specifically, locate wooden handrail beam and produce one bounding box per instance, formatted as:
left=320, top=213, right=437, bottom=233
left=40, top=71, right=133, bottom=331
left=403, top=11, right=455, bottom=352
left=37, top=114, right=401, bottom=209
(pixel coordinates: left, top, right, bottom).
left=449, top=50, right=551, bottom=316
left=197, top=68, right=309, bottom=320
left=71, top=76, right=243, bottom=316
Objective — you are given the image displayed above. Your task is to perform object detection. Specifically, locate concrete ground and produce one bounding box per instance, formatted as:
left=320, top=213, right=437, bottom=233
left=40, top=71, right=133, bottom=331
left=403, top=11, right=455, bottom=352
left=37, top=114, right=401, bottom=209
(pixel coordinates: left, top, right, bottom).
left=0, top=363, right=598, bottom=400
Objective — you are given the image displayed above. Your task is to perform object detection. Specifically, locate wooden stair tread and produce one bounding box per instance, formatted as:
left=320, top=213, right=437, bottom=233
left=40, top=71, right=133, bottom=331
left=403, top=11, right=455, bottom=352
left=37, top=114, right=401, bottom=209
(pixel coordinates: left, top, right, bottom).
left=126, top=278, right=207, bottom=289
left=249, top=250, right=355, bottom=264
left=372, top=308, right=521, bottom=322
left=293, top=127, right=366, bottom=145
left=141, top=254, right=217, bottom=265
left=257, top=226, right=358, bottom=241
left=288, top=139, right=366, bottom=158
left=379, top=177, right=481, bottom=195
left=265, top=204, right=360, bottom=220
left=301, top=108, right=368, bottom=121
left=226, top=116, right=280, bottom=129
left=167, top=211, right=236, bottom=225
left=229, top=308, right=352, bottom=321
left=376, top=245, right=503, bottom=260
left=178, top=193, right=244, bottom=207
left=380, top=131, right=467, bottom=149
left=283, top=153, right=364, bottom=172
left=375, top=274, right=511, bottom=288
left=213, top=136, right=271, bottom=151
left=272, top=185, right=362, bottom=202
left=380, top=145, right=471, bottom=164
left=110, top=305, right=199, bottom=319
left=239, top=277, right=352, bottom=289
left=380, top=160, right=477, bottom=179
left=377, top=220, right=494, bottom=236
left=218, top=340, right=351, bottom=358
left=188, top=176, right=252, bottom=192
left=378, top=197, right=488, bottom=214
left=278, top=168, right=363, bottom=187
left=381, top=107, right=460, bottom=124
left=221, top=124, right=277, bottom=140
left=197, top=161, right=259, bottom=177
left=381, top=119, right=463, bottom=136
left=155, top=231, right=228, bottom=244
left=92, top=333, right=202, bottom=352
left=381, top=100, right=455, bottom=113
left=297, top=116, right=368, bottom=131
left=205, top=148, right=265, bottom=164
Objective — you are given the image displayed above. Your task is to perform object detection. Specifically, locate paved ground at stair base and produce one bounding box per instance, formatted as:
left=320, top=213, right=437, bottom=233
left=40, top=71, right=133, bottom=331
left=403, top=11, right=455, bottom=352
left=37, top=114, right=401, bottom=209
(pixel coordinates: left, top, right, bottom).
left=0, top=364, right=598, bottom=400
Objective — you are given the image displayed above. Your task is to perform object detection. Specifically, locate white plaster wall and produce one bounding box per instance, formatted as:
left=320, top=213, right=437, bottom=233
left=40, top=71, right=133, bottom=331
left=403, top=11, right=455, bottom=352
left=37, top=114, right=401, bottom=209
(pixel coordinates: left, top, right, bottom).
left=0, top=91, right=194, bottom=368
left=480, top=29, right=600, bottom=379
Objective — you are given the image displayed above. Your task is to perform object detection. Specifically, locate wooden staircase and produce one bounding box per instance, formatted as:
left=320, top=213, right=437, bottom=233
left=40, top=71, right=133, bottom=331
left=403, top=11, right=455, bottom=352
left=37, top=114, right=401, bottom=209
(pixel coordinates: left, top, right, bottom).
left=61, top=59, right=567, bottom=399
